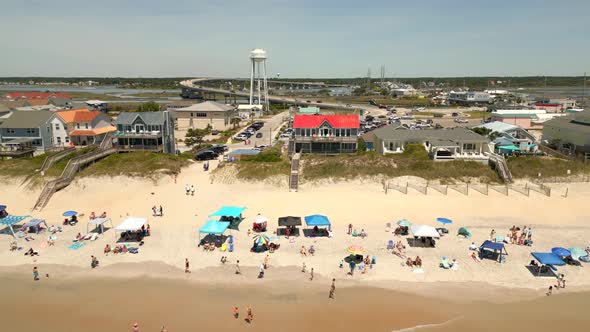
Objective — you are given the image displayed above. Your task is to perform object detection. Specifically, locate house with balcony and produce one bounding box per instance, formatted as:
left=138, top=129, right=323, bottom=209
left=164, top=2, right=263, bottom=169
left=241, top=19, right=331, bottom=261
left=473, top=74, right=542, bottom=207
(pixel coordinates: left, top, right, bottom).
left=56, top=109, right=116, bottom=147
left=114, top=111, right=175, bottom=154
left=289, top=115, right=359, bottom=155
left=173, top=101, right=238, bottom=130
left=0, top=110, right=65, bottom=153
left=473, top=121, right=537, bottom=155
left=366, top=125, right=491, bottom=161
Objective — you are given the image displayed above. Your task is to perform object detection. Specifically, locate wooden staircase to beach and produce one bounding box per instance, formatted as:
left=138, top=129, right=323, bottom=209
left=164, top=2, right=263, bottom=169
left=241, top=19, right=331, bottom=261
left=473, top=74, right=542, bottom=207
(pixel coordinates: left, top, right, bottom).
left=488, top=153, right=513, bottom=183
left=289, top=153, right=300, bottom=192
left=40, top=147, right=76, bottom=174
left=33, top=133, right=116, bottom=210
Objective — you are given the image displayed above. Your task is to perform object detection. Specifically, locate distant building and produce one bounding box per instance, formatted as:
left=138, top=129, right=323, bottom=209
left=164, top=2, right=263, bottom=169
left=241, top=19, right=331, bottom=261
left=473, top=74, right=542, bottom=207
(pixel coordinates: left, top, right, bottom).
left=85, top=100, right=108, bottom=112
left=174, top=101, right=237, bottom=130
left=0, top=110, right=66, bottom=152
left=56, top=109, right=116, bottom=146
left=448, top=91, right=491, bottom=105
left=237, top=104, right=263, bottom=119
left=474, top=121, right=537, bottom=155
left=3, top=92, right=72, bottom=100
left=297, top=106, right=320, bottom=115
left=289, top=114, right=359, bottom=155
left=364, top=125, right=491, bottom=161
left=490, top=109, right=566, bottom=130
left=392, top=88, right=418, bottom=97
left=114, top=111, right=176, bottom=154
left=542, top=111, right=590, bottom=154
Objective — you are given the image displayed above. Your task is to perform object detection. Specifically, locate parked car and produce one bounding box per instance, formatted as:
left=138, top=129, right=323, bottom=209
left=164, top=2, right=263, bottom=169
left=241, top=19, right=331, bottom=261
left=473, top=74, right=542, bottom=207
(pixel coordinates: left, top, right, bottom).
left=280, top=133, right=292, bottom=139
left=194, top=150, right=219, bottom=161
left=254, top=144, right=268, bottom=150
left=255, top=132, right=263, bottom=138
left=211, top=129, right=219, bottom=135
left=454, top=118, right=469, bottom=123
left=210, top=145, right=228, bottom=154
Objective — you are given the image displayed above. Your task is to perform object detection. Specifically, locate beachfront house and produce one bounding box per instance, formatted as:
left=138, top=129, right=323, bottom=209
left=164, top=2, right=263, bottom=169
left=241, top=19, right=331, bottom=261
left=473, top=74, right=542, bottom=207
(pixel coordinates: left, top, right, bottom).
left=114, top=111, right=176, bottom=154
left=56, top=109, right=116, bottom=146
left=474, top=121, right=537, bottom=155
left=366, top=125, right=491, bottom=161
left=173, top=101, right=237, bottom=130
left=542, top=111, right=590, bottom=155
left=289, top=114, right=359, bottom=155
left=0, top=110, right=66, bottom=152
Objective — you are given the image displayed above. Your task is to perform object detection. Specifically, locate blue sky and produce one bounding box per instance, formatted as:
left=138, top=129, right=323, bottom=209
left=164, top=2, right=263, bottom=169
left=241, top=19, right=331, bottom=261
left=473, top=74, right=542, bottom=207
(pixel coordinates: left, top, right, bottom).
left=1, top=0, right=589, bottom=77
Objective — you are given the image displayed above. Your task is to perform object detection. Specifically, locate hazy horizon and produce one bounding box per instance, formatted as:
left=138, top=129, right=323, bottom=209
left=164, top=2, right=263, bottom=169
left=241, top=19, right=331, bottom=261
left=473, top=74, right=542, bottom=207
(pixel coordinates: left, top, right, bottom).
left=2, top=0, right=589, bottom=78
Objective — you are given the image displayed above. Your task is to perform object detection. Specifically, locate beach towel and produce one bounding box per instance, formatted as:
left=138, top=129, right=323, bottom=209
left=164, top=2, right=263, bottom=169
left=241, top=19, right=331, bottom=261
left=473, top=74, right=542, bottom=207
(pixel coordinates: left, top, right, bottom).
left=413, top=268, right=424, bottom=274
left=68, top=242, right=86, bottom=250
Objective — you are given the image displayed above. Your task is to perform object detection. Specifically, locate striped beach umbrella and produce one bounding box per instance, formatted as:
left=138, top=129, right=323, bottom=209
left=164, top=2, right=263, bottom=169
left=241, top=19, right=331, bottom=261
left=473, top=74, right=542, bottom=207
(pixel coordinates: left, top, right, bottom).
left=252, top=234, right=270, bottom=245
left=347, top=245, right=365, bottom=255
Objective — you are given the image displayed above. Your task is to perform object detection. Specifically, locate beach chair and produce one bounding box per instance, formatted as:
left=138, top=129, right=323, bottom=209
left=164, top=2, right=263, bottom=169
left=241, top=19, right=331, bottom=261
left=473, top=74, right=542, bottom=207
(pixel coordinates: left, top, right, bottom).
left=220, top=243, right=227, bottom=252
left=387, top=240, right=394, bottom=250
left=440, top=257, right=450, bottom=269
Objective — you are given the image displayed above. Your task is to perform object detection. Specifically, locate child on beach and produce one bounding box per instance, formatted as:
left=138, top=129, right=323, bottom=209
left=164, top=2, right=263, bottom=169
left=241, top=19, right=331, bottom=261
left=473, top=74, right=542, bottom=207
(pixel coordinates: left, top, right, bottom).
left=547, top=286, right=553, bottom=296
left=235, top=260, right=241, bottom=274
left=190, top=185, right=195, bottom=196
left=246, top=307, right=253, bottom=323
left=302, top=262, right=306, bottom=272
left=33, top=267, right=39, bottom=281
left=329, top=278, right=336, bottom=299
left=185, top=258, right=190, bottom=273
left=310, top=267, right=314, bottom=281
left=233, top=306, right=239, bottom=319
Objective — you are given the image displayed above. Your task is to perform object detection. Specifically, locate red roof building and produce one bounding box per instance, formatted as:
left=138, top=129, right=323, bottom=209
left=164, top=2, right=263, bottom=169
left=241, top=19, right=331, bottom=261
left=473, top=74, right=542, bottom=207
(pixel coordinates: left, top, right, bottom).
left=290, top=114, right=359, bottom=155
left=4, top=92, right=72, bottom=100
left=293, top=114, right=359, bottom=129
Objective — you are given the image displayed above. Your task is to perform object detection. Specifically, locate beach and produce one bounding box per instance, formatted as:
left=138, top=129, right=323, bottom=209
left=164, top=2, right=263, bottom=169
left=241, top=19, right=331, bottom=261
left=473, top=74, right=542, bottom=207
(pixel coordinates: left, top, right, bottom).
left=1, top=162, right=590, bottom=331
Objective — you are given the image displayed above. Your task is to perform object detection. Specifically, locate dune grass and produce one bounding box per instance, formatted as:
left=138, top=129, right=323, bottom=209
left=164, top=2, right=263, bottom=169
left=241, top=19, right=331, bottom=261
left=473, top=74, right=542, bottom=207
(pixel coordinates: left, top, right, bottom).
left=507, top=156, right=590, bottom=179
left=79, top=152, right=191, bottom=178
left=0, top=154, right=46, bottom=177
left=234, top=147, right=291, bottom=180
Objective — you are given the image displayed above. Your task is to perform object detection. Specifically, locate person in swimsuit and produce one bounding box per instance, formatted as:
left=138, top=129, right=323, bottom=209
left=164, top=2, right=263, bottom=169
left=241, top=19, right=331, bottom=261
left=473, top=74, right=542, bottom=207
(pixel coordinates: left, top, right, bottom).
left=185, top=258, right=190, bottom=273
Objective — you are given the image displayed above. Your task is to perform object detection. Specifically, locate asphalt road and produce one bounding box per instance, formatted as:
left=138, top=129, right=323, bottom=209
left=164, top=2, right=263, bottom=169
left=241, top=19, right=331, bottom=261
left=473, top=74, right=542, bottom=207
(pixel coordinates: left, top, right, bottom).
left=228, top=111, right=288, bottom=150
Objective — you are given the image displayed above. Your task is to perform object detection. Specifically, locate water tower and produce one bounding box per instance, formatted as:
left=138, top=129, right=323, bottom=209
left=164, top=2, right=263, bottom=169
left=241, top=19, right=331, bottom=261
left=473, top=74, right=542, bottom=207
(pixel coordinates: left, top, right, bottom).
left=249, top=48, right=269, bottom=112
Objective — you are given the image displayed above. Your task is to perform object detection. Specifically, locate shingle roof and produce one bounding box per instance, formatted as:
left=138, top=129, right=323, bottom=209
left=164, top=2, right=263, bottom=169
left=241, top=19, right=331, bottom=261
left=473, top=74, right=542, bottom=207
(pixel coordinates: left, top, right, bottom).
left=0, top=110, right=54, bottom=128
left=293, top=115, right=359, bottom=129
left=116, top=112, right=166, bottom=125
left=176, top=101, right=235, bottom=112
left=57, top=109, right=101, bottom=123
left=372, top=126, right=489, bottom=143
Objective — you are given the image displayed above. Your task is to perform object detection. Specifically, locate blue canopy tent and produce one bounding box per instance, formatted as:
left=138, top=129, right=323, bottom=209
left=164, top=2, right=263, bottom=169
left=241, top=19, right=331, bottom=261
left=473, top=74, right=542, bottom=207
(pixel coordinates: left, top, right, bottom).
left=304, top=215, right=331, bottom=237
left=436, top=218, right=453, bottom=225
left=209, top=206, right=247, bottom=230
left=199, top=220, right=230, bottom=240
left=531, top=252, right=566, bottom=277
left=479, top=240, right=508, bottom=262
left=0, top=215, right=31, bottom=238
left=551, top=247, right=571, bottom=257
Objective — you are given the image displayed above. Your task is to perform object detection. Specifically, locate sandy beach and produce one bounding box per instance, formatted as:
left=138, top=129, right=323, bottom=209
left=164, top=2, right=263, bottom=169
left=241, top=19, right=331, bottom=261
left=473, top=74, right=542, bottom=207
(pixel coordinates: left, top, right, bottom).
left=1, top=161, right=590, bottom=331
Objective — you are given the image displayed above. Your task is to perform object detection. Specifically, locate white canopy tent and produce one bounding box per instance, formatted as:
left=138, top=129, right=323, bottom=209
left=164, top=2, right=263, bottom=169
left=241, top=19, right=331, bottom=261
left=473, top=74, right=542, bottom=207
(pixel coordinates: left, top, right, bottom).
left=410, top=225, right=440, bottom=238
left=114, top=217, right=147, bottom=232
left=87, top=217, right=113, bottom=234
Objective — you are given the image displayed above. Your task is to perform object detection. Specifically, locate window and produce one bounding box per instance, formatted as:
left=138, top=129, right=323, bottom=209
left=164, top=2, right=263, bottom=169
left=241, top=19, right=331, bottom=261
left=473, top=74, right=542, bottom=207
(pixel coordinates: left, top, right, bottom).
left=65, top=137, right=70, bottom=143
left=57, top=137, right=62, bottom=144
left=32, top=139, right=42, bottom=146
left=196, top=113, right=207, bottom=118
left=7, top=129, right=15, bottom=134
left=55, top=123, right=60, bottom=130
left=84, top=123, right=89, bottom=129
left=76, top=123, right=80, bottom=129
left=26, top=128, right=35, bottom=134
left=463, top=143, right=476, bottom=151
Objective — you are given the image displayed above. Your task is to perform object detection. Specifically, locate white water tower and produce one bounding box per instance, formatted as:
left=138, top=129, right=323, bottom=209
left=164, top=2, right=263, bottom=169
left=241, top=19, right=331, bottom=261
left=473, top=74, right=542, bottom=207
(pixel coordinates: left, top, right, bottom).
left=249, top=48, right=269, bottom=112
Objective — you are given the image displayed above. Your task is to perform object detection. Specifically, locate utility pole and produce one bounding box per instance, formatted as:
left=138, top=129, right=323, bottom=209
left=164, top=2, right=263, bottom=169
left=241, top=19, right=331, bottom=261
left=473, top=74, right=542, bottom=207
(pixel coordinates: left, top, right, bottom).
left=367, top=68, right=371, bottom=92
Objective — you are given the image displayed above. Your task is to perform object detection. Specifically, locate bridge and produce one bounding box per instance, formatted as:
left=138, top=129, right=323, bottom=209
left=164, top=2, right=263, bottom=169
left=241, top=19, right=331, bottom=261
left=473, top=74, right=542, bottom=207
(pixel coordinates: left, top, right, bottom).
left=179, top=78, right=381, bottom=114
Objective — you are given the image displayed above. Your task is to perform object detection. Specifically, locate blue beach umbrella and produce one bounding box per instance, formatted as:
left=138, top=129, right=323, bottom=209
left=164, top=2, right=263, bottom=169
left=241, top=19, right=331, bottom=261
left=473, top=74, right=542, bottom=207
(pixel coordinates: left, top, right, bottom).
left=436, top=218, right=453, bottom=225
left=397, top=219, right=412, bottom=227
left=551, top=247, right=571, bottom=257
left=63, top=210, right=78, bottom=217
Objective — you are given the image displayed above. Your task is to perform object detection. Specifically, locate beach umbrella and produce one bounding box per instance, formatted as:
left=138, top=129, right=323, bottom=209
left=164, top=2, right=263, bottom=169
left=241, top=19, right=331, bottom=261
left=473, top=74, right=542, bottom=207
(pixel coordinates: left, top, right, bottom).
left=569, top=247, right=587, bottom=260
left=436, top=218, right=453, bottom=225
left=63, top=210, right=78, bottom=217
left=347, top=245, right=365, bottom=255
left=252, top=234, right=270, bottom=246
left=551, top=247, right=571, bottom=257
left=397, top=219, right=412, bottom=227
left=457, top=227, right=471, bottom=238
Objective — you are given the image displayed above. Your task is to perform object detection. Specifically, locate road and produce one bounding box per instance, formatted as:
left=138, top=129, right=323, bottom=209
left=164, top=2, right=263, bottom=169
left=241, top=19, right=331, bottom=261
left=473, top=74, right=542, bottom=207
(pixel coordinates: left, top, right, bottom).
left=180, top=79, right=385, bottom=117
left=228, top=111, right=288, bottom=151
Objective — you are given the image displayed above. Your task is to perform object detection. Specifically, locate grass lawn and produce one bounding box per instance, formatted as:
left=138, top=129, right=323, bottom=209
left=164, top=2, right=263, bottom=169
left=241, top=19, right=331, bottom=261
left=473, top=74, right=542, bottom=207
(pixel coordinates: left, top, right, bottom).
left=79, top=152, right=191, bottom=178
left=0, top=154, right=46, bottom=178
left=301, top=145, right=499, bottom=183
left=507, top=156, right=590, bottom=179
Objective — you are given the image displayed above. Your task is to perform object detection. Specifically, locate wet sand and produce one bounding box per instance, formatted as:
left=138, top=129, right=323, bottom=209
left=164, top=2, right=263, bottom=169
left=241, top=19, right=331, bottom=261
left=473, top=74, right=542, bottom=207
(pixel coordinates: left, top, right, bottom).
left=1, top=263, right=589, bottom=332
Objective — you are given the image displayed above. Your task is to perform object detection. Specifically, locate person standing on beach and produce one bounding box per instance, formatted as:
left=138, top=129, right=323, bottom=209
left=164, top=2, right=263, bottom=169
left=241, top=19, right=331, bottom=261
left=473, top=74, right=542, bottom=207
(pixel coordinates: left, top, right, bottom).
left=264, top=255, right=270, bottom=269
left=246, top=306, right=253, bottom=323
left=185, top=258, right=190, bottom=273
left=547, top=285, right=553, bottom=296
left=235, top=260, right=241, bottom=274
left=302, top=262, right=306, bottom=273
left=33, top=266, right=39, bottom=281
left=159, top=205, right=163, bottom=217
left=185, top=184, right=190, bottom=195
left=152, top=206, right=157, bottom=217
left=233, top=306, right=239, bottom=319
left=190, top=185, right=195, bottom=196
left=132, top=322, right=140, bottom=332
left=329, top=278, right=336, bottom=299
left=310, top=267, right=314, bottom=281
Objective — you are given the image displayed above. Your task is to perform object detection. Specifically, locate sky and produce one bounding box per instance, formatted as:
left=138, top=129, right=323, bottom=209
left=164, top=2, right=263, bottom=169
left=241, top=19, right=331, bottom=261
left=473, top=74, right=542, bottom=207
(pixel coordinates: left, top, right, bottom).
left=1, top=0, right=589, bottom=78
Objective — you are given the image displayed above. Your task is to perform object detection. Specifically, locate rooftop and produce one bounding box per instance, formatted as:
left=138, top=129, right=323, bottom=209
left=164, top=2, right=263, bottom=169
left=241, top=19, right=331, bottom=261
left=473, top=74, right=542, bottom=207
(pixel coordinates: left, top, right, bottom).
left=4, top=92, right=71, bottom=99
left=116, top=112, right=168, bottom=126
left=293, top=114, right=359, bottom=129
left=57, top=109, right=103, bottom=123
left=0, top=110, right=54, bottom=129
left=176, top=101, right=235, bottom=112
left=372, top=126, right=489, bottom=143
left=474, top=121, right=520, bottom=133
